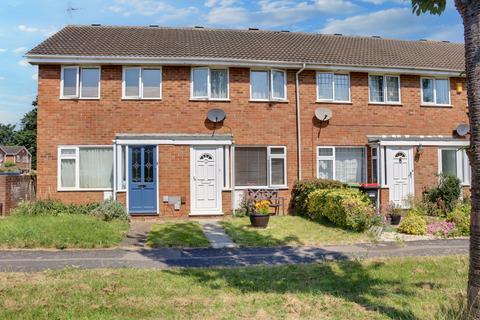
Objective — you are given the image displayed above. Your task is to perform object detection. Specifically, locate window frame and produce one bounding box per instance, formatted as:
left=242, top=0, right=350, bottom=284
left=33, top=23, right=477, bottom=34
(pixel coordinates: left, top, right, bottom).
left=371, top=146, right=379, bottom=184
left=250, top=69, right=287, bottom=101
left=60, top=66, right=100, bottom=100
left=122, top=66, right=162, bottom=100
left=316, top=71, right=351, bottom=103
left=368, top=74, right=401, bottom=105
left=190, top=67, right=229, bottom=100
left=438, top=147, right=471, bottom=186
left=57, top=145, right=114, bottom=191
left=421, top=77, right=451, bottom=106
left=316, top=146, right=367, bottom=183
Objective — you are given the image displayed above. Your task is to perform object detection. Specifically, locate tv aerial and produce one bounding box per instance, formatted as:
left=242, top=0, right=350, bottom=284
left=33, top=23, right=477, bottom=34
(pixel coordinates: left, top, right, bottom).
left=67, top=2, right=83, bottom=18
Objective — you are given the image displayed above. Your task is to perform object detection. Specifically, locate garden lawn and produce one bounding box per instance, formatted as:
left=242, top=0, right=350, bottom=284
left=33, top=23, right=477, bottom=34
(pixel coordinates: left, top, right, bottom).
left=220, top=216, right=372, bottom=247
left=0, top=215, right=129, bottom=249
left=0, top=256, right=468, bottom=319
left=147, top=221, right=210, bottom=248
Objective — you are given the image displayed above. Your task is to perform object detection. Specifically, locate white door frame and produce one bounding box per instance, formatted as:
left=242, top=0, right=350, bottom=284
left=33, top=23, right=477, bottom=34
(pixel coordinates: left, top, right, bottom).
left=190, top=146, right=223, bottom=215
left=386, top=146, right=414, bottom=208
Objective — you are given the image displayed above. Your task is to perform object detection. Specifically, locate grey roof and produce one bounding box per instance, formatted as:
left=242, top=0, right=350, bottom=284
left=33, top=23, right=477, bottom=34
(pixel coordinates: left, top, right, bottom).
left=27, top=25, right=465, bottom=72
left=0, top=146, right=27, bottom=155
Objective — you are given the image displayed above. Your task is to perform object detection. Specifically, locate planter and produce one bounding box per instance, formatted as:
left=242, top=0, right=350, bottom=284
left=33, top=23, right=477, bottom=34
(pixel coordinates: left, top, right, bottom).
left=0, top=171, right=21, bottom=176
left=250, top=214, right=270, bottom=228
left=390, top=215, right=402, bottom=225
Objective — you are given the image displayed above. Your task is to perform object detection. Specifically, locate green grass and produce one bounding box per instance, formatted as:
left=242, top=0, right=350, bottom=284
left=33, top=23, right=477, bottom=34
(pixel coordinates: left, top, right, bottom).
left=0, top=256, right=468, bottom=319
left=147, top=221, right=210, bottom=248
left=0, top=215, right=129, bottom=249
left=220, top=216, right=372, bottom=247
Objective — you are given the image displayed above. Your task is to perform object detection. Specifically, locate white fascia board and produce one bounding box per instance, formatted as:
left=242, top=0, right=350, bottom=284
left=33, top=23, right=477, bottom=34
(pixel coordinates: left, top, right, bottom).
left=115, top=139, right=232, bottom=146
left=377, top=140, right=469, bottom=146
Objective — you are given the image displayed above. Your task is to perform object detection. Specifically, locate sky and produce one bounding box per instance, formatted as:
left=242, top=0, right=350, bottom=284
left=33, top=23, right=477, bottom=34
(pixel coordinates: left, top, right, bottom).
left=0, top=0, right=464, bottom=126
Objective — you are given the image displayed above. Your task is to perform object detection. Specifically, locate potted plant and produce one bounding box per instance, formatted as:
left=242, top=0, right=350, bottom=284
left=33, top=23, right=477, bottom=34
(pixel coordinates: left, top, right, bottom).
left=387, top=202, right=403, bottom=225
left=250, top=200, right=271, bottom=228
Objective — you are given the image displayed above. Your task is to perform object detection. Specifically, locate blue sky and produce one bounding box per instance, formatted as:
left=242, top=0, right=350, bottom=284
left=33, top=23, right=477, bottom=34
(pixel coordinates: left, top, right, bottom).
left=0, top=0, right=463, bottom=125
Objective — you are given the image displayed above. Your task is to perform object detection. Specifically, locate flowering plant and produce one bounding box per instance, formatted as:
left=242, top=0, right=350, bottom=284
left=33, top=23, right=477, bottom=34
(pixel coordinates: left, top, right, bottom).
left=427, top=221, right=456, bottom=237
left=254, top=200, right=270, bottom=215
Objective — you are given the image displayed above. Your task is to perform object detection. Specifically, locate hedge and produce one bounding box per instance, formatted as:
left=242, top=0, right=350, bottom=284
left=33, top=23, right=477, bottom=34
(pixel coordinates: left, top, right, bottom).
left=291, top=179, right=346, bottom=216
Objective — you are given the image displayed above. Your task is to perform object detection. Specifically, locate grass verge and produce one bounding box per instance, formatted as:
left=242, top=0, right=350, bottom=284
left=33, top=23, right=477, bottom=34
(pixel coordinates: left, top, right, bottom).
left=0, top=215, right=129, bottom=249
left=0, top=256, right=467, bottom=319
left=220, top=216, right=372, bottom=247
left=147, top=221, right=210, bottom=247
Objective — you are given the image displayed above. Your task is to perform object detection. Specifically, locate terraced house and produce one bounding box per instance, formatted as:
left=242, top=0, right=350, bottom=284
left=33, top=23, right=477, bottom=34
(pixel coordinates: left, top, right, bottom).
left=26, top=24, right=469, bottom=216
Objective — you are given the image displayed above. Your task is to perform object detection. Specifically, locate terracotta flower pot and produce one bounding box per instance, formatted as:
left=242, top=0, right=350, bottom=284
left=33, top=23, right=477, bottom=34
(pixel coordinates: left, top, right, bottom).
left=250, top=213, right=270, bottom=228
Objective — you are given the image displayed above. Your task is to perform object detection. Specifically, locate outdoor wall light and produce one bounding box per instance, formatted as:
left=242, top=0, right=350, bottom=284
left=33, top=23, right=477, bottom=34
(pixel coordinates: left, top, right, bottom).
left=456, top=82, right=463, bottom=94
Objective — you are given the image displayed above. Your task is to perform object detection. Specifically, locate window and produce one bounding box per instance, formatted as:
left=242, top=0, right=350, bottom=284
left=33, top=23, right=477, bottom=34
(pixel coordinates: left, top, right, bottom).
left=250, top=69, right=287, bottom=101
left=191, top=67, right=228, bottom=99
left=235, top=146, right=287, bottom=187
left=421, top=78, right=450, bottom=105
left=317, top=147, right=366, bottom=183
left=439, top=148, right=471, bottom=185
left=369, top=75, right=400, bottom=104
left=58, top=146, right=113, bottom=190
left=123, top=67, right=162, bottom=99
left=317, top=72, right=350, bottom=102
left=117, top=145, right=128, bottom=191
left=61, top=66, right=100, bottom=99
left=371, top=147, right=378, bottom=183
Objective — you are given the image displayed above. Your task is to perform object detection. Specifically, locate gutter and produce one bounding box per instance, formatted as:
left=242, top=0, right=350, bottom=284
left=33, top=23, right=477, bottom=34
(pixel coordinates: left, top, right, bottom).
left=295, top=63, right=307, bottom=181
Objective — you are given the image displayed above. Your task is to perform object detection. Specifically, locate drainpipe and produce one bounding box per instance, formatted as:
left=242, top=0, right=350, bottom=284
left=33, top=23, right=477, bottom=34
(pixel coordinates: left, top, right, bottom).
left=230, top=142, right=236, bottom=216
left=295, top=63, right=307, bottom=180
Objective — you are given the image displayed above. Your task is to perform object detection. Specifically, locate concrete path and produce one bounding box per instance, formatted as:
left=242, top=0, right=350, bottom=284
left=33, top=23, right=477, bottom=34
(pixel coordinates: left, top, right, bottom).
left=0, top=239, right=468, bottom=272
left=199, top=220, right=238, bottom=249
left=120, top=221, right=155, bottom=248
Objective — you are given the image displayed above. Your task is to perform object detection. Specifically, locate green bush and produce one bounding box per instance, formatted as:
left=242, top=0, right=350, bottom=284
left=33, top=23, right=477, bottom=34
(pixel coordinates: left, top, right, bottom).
left=424, top=174, right=461, bottom=214
left=91, top=199, right=129, bottom=221
left=3, top=161, right=15, bottom=168
left=447, top=202, right=470, bottom=236
left=397, top=211, right=427, bottom=235
left=307, top=188, right=376, bottom=231
left=292, top=179, right=346, bottom=216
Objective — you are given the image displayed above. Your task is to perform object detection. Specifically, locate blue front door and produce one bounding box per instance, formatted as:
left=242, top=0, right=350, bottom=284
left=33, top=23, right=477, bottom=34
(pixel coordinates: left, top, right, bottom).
left=128, top=146, right=157, bottom=214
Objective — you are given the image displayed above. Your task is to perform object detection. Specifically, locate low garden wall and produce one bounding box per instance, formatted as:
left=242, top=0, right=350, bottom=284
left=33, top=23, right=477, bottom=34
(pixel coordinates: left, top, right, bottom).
left=0, top=174, right=34, bottom=216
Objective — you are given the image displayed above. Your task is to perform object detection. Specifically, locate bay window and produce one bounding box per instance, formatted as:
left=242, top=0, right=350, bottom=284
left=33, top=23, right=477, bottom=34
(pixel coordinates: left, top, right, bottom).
left=421, top=78, right=450, bottom=106
left=368, top=75, right=400, bottom=104
left=235, top=146, right=287, bottom=187
left=439, top=148, right=470, bottom=185
left=61, top=66, right=100, bottom=99
left=250, top=69, right=286, bottom=101
left=191, top=67, right=228, bottom=99
left=317, top=147, right=366, bottom=184
left=123, top=67, right=162, bottom=99
left=317, top=72, right=350, bottom=102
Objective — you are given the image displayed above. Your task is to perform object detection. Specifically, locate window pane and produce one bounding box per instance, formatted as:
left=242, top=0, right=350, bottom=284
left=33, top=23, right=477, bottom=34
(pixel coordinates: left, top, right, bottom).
left=372, top=158, right=378, bottom=183
left=270, top=147, right=285, bottom=155
left=79, top=148, right=113, bottom=188
left=272, top=70, right=285, bottom=99
left=435, top=79, right=449, bottom=104
left=369, top=76, right=384, bottom=102
left=251, top=71, right=269, bottom=100
left=211, top=69, right=228, bottom=99
left=334, top=74, right=350, bottom=101
left=441, top=149, right=457, bottom=177
left=80, top=68, right=99, bottom=98
left=422, top=78, right=434, bottom=103
left=125, top=68, right=140, bottom=97
left=317, top=73, right=333, bottom=100
left=61, top=148, right=76, bottom=156
left=271, top=158, right=285, bottom=185
left=142, top=69, right=161, bottom=98
left=318, top=160, right=333, bottom=179
left=63, top=68, right=77, bottom=96
left=335, top=148, right=365, bottom=183
left=235, top=147, right=267, bottom=186
left=61, top=159, right=76, bottom=188
left=386, top=76, right=400, bottom=102
left=318, top=148, right=333, bottom=157
left=192, top=68, right=208, bottom=97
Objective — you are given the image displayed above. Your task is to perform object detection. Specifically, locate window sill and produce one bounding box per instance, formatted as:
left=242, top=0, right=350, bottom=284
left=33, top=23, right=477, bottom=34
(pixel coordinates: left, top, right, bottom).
left=57, top=188, right=113, bottom=192
left=421, top=104, right=453, bottom=108
left=189, top=98, right=230, bottom=102
left=121, top=98, right=162, bottom=101
left=249, top=99, right=289, bottom=103
left=316, top=100, right=352, bottom=105
left=60, top=97, right=100, bottom=100
left=368, top=102, right=402, bottom=106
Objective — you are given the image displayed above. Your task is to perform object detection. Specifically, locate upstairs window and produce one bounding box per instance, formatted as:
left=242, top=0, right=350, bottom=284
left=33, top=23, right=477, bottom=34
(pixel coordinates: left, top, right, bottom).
left=369, top=75, right=400, bottom=104
left=123, top=67, right=162, bottom=99
left=250, top=69, right=287, bottom=101
left=61, top=66, right=100, bottom=99
left=421, top=78, right=450, bottom=106
left=317, top=72, right=350, bottom=102
left=191, top=67, right=228, bottom=100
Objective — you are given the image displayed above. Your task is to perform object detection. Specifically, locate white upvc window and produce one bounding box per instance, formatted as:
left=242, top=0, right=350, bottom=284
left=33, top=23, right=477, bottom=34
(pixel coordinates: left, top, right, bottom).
left=316, top=72, right=350, bottom=102
left=116, top=145, right=128, bottom=191
left=191, top=67, right=229, bottom=100
left=368, top=75, right=401, bottom=104
left=371, top=146, right=379, bottom=184
left=438, top=147, right=471, bottom=186
left=58, top=146, right=114, bottom=191
left=250, top=69, right=287, bottom=101
left=61, top=66, right=100, bottom=99
left=234, top=146, right=287, bottom=188
left=122, top=67, right=162, bottom=99
left=317, top=146, right=367, bottom=184
left=421, top=77, right=451, bottom=106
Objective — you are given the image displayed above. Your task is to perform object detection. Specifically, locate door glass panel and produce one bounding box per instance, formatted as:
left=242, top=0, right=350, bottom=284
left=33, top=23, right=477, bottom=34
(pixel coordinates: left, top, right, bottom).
left=131, top=147, right=141, bottom=183
left=144, top=147, right=154, bottom=183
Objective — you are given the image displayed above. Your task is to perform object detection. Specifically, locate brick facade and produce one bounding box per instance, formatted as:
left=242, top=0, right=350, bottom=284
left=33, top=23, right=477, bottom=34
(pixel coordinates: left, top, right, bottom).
left=36, top=64, right=469, bottom=216
left=0, top=175, right=33, bottom=215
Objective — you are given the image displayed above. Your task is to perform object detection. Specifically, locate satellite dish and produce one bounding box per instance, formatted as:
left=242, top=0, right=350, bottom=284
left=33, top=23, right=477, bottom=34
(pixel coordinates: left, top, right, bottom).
left=456, top=123, right=470, bottom=136
left=314, top=108, right=333, bottom=121
left=207, top=108, right=226, bottom=123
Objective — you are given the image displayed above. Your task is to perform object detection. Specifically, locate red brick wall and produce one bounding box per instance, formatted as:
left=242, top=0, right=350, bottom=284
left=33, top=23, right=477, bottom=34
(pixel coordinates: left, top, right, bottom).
left=0, top=175, right=33, bottom=215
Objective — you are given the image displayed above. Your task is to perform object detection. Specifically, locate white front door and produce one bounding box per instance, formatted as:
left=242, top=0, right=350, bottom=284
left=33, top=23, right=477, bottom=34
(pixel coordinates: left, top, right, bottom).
left=190, top=146, right=222, bottom=215
left=387, top=147, right=414, bottom=208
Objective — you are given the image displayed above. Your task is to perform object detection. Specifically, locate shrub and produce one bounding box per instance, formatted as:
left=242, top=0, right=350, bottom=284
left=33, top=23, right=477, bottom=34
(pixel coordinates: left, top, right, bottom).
left=447, top=202, right=470, bottom=236
left=14, top=200, right=96, bottom=216
left=90, top=199, right=129, bottom=221
left=397, top=211, right=427, bottom=235
left=3, top=161, right=15, bottom=168
left=236, top=191, right=255, bottom=217
left=427, top=221, right=456, bottom=237
left=292, top=179, right=346, bottom=216
left=307, top=188, right=375, bottom=231
left=424, top=174, right=461, bottom=214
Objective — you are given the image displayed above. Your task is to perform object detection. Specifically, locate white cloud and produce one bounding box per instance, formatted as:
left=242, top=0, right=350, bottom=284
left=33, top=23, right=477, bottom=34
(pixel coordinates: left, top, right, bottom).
left=0, top=48, right=6, bottom=53
left=360, top=0, right=407, bottom=4
left=18, top=60, right=29, bottom=67
left=13, top=47, right=27, bottom=54
left=108, top=0, right=198, bottom=20
left=18, top=24, right=39, bottom=32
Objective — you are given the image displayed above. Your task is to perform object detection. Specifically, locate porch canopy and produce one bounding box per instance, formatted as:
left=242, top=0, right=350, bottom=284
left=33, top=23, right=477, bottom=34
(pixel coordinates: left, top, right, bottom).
left=367, top=135, right=469, bottom=147
left=114, top=133, right=233, bottom=146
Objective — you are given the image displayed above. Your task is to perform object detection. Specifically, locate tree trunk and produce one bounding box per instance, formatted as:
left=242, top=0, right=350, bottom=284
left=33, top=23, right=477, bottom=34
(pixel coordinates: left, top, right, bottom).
left=456, top=1, right=480, bottom=318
